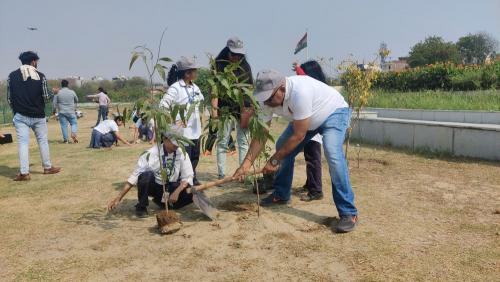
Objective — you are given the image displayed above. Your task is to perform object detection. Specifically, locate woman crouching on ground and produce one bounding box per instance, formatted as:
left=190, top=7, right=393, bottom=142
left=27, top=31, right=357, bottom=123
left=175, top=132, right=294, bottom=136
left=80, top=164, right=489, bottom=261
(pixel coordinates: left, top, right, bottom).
left=88, top=116, right=131, bottom=148
left=107, top=132, right=196, bottom=217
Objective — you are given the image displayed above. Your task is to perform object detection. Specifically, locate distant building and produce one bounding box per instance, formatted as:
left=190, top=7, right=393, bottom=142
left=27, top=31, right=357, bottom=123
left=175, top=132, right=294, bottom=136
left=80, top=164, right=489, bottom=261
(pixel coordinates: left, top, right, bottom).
left=91, top=76, right=104, bottom=81
left=357, top=64, right=381, bottom=72
left=64, top=76, right=84, bottom=88
left=382, top=57, right=409, bottom=72
left=112, top=75, right=128, bottom=81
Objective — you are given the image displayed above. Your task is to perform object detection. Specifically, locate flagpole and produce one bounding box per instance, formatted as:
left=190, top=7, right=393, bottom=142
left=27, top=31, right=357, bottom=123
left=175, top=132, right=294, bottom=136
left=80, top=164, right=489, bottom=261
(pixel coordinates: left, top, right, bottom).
left=306, top=28, right=309, bottom=61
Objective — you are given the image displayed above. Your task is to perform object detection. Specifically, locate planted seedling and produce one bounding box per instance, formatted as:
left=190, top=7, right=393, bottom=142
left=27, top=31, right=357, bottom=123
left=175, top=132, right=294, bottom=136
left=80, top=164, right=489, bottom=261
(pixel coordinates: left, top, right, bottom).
left=128, top=28, right=198, bottom=233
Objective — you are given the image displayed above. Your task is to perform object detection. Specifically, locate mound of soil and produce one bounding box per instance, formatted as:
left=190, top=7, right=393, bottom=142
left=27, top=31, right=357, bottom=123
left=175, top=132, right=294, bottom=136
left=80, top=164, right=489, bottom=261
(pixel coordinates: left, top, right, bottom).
left=156, top=210, right=181, bottom=234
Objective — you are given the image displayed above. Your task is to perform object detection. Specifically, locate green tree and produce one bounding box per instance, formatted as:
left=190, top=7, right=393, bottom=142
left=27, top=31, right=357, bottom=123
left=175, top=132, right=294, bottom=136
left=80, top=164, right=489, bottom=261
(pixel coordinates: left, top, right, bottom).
left=457, top=32, right=499, bottom=65
left=194, top=67, right=211, bottom=100
left=408, top=36, right=461, bottom=67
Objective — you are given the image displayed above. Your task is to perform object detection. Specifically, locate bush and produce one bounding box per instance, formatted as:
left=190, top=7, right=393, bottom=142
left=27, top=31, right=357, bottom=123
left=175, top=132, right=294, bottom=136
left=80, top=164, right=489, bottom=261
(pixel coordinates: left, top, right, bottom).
left=450, top=70, right=482, bottom=91
left=372, top=61, right=499, bottom=91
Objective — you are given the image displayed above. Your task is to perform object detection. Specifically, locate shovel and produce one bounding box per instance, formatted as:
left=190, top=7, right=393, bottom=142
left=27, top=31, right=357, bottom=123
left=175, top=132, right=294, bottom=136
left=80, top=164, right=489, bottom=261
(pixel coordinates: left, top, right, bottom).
left=156, top=168, right=263, bottom=234
left=187, top=168, right=263, bottom=220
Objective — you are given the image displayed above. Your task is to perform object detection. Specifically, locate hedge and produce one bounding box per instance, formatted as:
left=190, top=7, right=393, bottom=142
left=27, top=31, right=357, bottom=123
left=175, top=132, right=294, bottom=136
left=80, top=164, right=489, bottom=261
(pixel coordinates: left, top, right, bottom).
left=371, top=61, right=500, bottom=91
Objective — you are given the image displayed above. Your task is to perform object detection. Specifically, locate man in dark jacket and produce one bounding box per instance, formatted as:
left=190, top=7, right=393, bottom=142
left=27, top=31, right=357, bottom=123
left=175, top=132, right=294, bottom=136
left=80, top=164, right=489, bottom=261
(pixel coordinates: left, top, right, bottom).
left=7, top=51, right=61, bottom=181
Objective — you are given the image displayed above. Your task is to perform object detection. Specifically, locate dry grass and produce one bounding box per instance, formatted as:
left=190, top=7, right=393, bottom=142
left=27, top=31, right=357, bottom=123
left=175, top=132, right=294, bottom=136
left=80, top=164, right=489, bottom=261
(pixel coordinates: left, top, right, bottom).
left=0, top=110, right=499, bottom=281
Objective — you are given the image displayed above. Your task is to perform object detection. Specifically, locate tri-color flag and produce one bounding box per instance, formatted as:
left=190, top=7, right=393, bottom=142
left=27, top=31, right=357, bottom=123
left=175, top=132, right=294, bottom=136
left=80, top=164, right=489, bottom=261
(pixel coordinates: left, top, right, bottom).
left=294, top=32, right=308, bottom=55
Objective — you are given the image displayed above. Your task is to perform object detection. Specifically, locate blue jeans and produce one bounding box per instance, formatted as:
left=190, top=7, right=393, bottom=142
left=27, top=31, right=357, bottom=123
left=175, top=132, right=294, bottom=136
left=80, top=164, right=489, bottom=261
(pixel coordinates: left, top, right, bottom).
left=95, top=105, right=108, bottom=126
left=12, top=113, right=52, bottom=174
left=216, top=120, right=249, bottom=177
left=272, top=107, right=357, bottom=216
left=58, top=113, right=78, bottom=142
left=89, top=129, right=116, bottom=148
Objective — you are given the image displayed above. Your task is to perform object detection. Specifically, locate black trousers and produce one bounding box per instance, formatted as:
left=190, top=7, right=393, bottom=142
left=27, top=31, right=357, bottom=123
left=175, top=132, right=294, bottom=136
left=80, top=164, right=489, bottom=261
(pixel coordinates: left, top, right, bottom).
left=185, top=138, right=200, bottom=181
left=136, top=171, right=193, bottom=210
left=304, top=140, right=322, bottom=194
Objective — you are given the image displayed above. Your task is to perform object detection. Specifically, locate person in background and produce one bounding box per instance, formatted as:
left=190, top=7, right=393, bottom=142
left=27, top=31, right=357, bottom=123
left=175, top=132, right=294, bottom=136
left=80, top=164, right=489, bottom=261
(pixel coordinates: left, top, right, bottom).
left=7, top=51, right=61, bottom=181
left=137, top=115, right=155, bottom=144
left=210, top=37, right=253, bottom=180
left=107, top=132, right=196, bottom=217
left=293, top=60, right=326, bottom=201
left=87, top=87, right=111, bottom=126
left=130, top=109, right=142, bottom=143
left=88, top=116, right=131, bottom=148
left=233, top=70, right=358, bottom=233
left=52, top=79, right=79, bottom=143
left=161, top=56, right=204, bottom=185
left=204, top=129, right=236, bottom=156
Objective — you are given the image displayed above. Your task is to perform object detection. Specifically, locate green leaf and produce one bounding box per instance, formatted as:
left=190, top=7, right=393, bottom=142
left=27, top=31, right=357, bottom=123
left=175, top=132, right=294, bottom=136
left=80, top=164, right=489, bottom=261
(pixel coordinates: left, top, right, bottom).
left=171, top=105, right=179, bottom=121
left=221, top=79, right=230, bottom=90
left=186, top=102, right=195, bottom=121
left=179, top=104, right=186, bottom=123
left=129, top=52, right=139, bottom=70
left=159, top=57, right=172, bottom=62
left=156, top=63, right=166, bottom=81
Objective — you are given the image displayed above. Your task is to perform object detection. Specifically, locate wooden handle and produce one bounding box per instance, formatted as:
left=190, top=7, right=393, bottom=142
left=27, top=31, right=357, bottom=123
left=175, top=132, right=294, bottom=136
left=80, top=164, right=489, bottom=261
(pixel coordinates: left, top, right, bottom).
left=188, top=168, right=263, bottom=193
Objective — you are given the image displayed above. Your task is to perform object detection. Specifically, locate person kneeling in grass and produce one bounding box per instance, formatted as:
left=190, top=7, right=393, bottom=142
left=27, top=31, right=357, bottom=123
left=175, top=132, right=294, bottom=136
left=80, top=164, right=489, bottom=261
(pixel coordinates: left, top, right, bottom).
left=107, top=132, right=195, bottom=217
left=88, top=116, right=131, bottom=148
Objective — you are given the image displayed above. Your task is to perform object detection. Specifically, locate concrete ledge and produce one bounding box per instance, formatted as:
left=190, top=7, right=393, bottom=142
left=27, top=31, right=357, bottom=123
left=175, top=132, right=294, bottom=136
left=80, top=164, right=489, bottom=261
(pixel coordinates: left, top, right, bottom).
left=367, top=108, right=500, bottom=124
left=351, top=117, right=500, bottom=161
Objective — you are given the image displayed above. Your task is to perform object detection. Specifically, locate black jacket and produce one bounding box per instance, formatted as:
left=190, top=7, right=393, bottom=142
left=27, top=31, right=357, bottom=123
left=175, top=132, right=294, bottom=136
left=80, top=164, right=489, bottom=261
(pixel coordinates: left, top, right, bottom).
left=7, top=68, right=50, bottom=118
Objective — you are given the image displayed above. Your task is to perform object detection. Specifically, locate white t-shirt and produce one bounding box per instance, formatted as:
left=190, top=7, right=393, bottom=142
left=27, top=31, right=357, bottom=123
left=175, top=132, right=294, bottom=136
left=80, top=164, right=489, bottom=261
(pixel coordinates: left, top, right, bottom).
left=127, top=146, right=194, bottom=186
left=136, top=118, right=155, bottom=130
left=94, top=120, right=119, bottom=134
left=160, top=80, right=204, bottom=140
left=260, top=76, right=348, bottom=130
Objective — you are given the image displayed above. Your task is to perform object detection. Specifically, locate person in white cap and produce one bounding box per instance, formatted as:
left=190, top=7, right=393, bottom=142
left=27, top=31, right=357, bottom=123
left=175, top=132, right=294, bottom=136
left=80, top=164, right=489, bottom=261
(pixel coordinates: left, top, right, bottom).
left=233, top=69, right=358, bottom=233
left=161, top=56, right=204, bottom=185
left=209, top=37, right=254, bottom=181
left=107, top=132, right=195, bottom=217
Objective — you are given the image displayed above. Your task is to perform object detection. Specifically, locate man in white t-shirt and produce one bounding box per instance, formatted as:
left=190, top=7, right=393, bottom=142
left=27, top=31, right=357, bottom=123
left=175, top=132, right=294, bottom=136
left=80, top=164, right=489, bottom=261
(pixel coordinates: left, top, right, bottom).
left=88, top=116, right=131, bottom=148
left=233, top=70, right=358, bottom=233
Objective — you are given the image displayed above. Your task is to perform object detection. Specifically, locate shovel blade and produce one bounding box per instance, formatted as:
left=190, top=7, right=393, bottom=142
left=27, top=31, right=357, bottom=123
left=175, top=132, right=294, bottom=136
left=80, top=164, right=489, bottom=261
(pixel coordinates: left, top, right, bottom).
left=192, top=190, right=218, bottom=220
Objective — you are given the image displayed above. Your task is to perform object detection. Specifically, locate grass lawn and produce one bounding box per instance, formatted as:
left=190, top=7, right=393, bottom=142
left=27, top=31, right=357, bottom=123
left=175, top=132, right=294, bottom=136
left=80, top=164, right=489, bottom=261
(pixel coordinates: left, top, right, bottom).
left=0, top=110, right=499, bottom=281
left=365, top=89, right=500, bottom=111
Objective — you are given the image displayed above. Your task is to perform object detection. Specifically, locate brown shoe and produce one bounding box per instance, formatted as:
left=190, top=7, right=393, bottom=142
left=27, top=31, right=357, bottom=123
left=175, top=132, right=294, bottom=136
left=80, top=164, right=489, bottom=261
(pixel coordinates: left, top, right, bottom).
left=14, top=173, right=31, bottom=181
left=43, top=167, right=61, bottom=174
left=71, top=134, right=79, bottom=143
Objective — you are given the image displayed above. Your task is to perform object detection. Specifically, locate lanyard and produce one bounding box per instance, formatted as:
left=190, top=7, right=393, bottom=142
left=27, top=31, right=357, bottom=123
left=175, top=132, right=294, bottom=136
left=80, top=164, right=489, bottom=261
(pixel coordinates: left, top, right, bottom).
left=183, top=84, right=197, bottom=104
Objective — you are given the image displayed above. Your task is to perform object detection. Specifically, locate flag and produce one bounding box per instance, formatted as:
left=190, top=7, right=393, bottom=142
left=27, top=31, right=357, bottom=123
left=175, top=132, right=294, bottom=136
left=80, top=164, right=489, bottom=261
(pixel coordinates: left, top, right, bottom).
left=294, top=32, right=308, bottom=55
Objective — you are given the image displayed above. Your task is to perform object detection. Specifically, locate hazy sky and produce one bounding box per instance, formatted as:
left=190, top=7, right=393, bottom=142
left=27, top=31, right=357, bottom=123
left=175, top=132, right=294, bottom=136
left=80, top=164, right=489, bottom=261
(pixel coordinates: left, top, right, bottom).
left=1, top=0, right=499, bottom=80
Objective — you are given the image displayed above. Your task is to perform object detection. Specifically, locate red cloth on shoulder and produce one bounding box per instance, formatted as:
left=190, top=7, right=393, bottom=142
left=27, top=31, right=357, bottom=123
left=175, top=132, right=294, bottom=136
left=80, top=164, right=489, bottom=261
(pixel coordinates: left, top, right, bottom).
left=295, top=66, right=306, bottom=76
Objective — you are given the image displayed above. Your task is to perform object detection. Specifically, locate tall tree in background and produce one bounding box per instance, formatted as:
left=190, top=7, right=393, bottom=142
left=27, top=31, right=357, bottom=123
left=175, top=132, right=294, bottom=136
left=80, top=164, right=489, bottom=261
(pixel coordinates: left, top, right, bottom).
left=457, top=32, right=499, bottom=65
left=408, top=36, right=461, bottom=67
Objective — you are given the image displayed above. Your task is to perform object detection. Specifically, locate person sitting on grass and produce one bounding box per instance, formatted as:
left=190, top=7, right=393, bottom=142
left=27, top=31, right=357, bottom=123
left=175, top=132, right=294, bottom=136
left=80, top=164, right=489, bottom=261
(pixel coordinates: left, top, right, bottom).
left=107, top=132, right=196, bottom=217
left=137, top=115, right=155, bottom=144
left=88, top=116, right=131, bottom=149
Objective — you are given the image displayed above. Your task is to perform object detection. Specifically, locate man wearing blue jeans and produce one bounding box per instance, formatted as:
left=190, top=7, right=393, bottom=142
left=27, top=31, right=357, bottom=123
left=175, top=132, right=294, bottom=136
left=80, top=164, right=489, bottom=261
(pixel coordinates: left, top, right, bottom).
left=53, top=80, right=79, bottom=143
left=7, top=51, right=61, bottom=181
left=233, top=70, right=358, bottom=233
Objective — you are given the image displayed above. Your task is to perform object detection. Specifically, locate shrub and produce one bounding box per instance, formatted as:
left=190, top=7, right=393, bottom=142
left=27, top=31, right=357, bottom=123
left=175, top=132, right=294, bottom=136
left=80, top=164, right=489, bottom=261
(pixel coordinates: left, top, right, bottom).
left=372, top=61, right=499, bottom=91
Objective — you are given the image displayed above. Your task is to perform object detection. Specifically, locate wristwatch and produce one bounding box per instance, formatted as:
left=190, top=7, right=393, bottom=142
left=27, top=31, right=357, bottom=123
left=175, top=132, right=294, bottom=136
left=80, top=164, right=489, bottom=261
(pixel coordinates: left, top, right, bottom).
left=270, top=157, right=280, bottom=166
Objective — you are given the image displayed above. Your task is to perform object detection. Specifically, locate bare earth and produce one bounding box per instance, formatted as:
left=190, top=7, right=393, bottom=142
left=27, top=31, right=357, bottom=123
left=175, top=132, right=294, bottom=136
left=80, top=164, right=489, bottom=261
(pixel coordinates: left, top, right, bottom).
left=0, top=111, right=499, bottom=281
